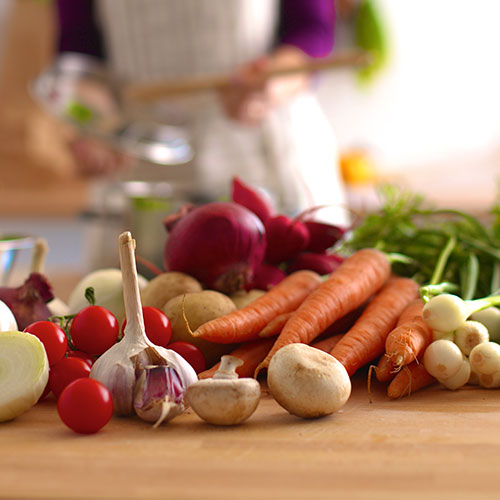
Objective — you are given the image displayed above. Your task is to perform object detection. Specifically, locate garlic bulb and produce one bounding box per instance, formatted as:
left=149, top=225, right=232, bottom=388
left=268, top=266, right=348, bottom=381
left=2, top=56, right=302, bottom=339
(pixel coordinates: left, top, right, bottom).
left=90, top=232, right=197, bottom=417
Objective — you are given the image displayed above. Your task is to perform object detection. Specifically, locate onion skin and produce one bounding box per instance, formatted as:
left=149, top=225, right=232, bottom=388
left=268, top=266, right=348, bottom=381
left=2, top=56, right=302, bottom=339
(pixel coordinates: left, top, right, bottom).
left=0, top=273, right=54, bottom=331
left=164, top=202, right=266, bottom=294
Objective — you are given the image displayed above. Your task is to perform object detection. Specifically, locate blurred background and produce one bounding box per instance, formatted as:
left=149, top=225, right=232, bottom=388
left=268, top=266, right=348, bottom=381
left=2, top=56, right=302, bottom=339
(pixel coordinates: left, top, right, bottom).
left=1, top=0, right=500, bottom=289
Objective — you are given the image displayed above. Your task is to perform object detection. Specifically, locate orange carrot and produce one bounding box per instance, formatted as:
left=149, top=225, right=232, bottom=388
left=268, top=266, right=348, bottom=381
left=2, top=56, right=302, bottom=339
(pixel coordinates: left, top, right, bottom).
left=330, top=277, right=419, bottom=376
left=385, top=299, right=433, bottom=369
left=258, top=312, right=294, bottom=338
left=374, top=298, right=426, bottom=382
left=191, top=270, right=322, bottom=344
left=311, top=333, right=344, bottom=353
left=387, top=360, right=436, bottom=399
left=197, top=338, right=274, bottom=379
left=256, top=248, right=391, bottom=373
left=375, top=354, right=397, bottom=383
left=396, top=298, right=426, bottom=324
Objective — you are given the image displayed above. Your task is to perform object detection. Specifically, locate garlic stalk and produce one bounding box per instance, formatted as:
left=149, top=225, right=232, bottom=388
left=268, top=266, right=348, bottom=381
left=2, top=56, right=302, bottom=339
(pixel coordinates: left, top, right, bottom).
left=90, top=231, right=197, bottom=417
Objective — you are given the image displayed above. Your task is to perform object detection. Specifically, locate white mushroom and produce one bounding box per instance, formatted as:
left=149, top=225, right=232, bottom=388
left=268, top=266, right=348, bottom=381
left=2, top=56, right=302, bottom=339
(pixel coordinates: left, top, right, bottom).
left=267, top=343, right=351, bottom=419
left=186, top=356, right=261, bottom=426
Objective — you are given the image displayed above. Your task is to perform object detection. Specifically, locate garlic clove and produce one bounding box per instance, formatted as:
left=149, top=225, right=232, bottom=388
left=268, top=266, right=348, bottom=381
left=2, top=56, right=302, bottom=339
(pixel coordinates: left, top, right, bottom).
left=134, top=365, right=186, bottom=427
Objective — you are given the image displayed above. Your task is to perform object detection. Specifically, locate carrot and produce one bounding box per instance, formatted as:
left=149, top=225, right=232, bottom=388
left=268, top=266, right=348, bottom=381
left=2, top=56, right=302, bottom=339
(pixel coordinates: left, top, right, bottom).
left=311, top=333, right=344, bottom=353
left=256, top=248, right=391, bottom=373
left=375, top=354, right=397, bottom=383
left=374, top=298, right=427, bottom=382
left=385, top=299, right=433, bottom=369
left=258, top=312, right=294, bottom=338
left=330, top=277, right=419, bottom=376
left=387, top=360, right=436, bottom=399
left=395, top=298, right=426, bottom=324
left=197, top=338, right=274, bottom=379
left=191, top=270, right=322, bottom=344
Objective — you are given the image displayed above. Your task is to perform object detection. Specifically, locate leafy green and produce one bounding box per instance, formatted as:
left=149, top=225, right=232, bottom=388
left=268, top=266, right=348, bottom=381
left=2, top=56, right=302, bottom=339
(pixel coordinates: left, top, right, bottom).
left=340, top=185, right=500, bottom=299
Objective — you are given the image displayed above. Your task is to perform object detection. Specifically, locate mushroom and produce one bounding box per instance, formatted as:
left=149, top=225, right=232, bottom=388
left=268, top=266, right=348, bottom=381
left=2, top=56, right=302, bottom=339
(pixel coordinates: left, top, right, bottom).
left=267, top=343, right=351, bottom=419
left=186, top=355, right=261, bottom=425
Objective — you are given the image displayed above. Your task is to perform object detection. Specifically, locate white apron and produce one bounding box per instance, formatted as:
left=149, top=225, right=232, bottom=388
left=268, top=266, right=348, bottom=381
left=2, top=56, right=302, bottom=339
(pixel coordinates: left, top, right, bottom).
left=97, top=0, right=347, bottom=221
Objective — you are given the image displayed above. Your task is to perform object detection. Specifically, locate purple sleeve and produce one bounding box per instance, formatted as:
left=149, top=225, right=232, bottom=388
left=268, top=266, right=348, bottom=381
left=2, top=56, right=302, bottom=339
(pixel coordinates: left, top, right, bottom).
left=279, top=0, right=336, bottom=58
left=55, top=0, right=105, bottom=59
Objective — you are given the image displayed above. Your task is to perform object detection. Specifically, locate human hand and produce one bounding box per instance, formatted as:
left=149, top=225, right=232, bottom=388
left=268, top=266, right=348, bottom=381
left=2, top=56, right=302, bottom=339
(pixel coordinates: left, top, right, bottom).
left=219, top=46, right=312, bottom=126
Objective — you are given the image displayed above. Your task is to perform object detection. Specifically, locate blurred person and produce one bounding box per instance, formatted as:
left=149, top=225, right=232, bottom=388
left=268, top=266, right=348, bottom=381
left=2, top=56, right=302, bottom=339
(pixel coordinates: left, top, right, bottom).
left=55, top=0, right=347, bottom=220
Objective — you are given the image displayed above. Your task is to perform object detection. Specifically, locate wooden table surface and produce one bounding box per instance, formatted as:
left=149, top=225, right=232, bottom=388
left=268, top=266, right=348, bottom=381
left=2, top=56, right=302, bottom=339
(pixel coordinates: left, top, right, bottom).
left=2, top=374, right=500, bottom=500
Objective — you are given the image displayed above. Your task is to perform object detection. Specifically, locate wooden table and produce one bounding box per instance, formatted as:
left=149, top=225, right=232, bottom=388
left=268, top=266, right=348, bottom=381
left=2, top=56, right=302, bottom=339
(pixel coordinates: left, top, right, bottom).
left=2, top=375, right=500, bottom=500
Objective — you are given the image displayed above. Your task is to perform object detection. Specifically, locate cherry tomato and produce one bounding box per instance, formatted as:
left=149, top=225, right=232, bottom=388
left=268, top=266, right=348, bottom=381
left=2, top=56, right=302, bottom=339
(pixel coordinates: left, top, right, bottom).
left=167, top=341, right=206, bottom=374
left=122, top=307, right=172, bottom=347
left=49, top=357, right=91, bottom=398
left=24, top=321, right=68, bottom=366
left=57, top=378, right=113, bottom=434
left=67, top=350, right=95, bottom=367
left=70, top=305, right=119, bottom=356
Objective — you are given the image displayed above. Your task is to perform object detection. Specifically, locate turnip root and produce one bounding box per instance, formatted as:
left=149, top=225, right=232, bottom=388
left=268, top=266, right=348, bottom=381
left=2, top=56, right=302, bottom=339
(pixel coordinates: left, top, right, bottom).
left=140, top=272, right=203, bottom=309
left=267, top=343, right=351, bottom=419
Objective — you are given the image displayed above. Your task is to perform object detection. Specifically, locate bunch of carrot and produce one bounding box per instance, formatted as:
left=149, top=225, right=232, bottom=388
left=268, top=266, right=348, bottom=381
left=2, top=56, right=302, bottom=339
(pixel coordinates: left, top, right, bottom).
left=195, top=247, right=437, bottom=399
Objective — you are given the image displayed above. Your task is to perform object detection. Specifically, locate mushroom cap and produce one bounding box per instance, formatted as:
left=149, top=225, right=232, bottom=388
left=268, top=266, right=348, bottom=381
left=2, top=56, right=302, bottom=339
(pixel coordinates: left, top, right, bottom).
left=186, top=378, right=261, bottom=425
left=268, top=343, right=351, bottom=419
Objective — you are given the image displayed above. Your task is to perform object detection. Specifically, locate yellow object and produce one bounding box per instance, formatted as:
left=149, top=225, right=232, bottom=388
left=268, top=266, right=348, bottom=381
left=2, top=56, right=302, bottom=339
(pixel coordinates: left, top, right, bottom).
left=340, top=150, right=377, bottom=185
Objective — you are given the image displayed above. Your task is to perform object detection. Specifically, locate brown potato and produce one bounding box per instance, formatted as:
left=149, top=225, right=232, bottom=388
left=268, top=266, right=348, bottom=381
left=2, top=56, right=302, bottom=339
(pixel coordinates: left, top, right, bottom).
left=141, top=272, right=202, bottom=309
left=163, top=291, right=238, bottom=367
left=230, top=289, right=266, bottom=309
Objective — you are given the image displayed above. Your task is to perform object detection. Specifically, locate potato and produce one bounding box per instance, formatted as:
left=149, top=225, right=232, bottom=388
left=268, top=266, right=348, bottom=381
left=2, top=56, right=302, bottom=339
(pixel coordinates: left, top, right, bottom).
left=141, top=272, right=203, bottom=309
left=163, top=291, right=238, bottom=366
left=230, top=289, right=266, bottom=309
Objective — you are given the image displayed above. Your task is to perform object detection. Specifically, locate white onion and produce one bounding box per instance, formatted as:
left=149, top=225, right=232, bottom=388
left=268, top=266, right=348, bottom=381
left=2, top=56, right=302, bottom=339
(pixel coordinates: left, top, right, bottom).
left=0, top=300, right=17, bottom=332
left=0, top=331, right=49, bottom=422
left=68, top=268, right=148, bottom=323
left=423, top=340, right=463, bottom=381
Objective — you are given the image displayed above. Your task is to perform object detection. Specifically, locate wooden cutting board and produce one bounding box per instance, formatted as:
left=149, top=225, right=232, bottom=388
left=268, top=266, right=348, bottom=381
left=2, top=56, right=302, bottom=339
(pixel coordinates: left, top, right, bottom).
left=1, top=375, right=500, bottom=500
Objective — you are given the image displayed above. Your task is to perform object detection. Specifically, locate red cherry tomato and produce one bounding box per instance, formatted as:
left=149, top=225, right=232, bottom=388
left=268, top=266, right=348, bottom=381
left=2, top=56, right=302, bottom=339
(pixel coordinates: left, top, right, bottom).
left=70, top=305, right=119, bottom=356
left=122, top=307, right=172, bottom=348
left=49, top=357, right=91, bottom=398
left=24, top=321, right=67, bottom=367
left=167, top=341, right=206, bottom=374
left=57, top=378, right=113, bottom=434
left=67, top=350, right=95, bottom=367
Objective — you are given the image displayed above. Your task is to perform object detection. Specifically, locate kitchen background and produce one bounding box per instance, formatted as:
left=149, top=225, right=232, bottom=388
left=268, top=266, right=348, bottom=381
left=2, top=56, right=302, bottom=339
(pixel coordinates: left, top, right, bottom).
left=1, top=0, right=500, bottom=290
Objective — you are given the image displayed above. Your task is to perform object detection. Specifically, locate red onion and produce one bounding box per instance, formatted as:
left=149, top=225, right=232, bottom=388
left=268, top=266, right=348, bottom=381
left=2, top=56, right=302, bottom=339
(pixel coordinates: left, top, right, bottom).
left=164, top=202, right=266, bottom=294
left=0, top=273, right=54, bottom=330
